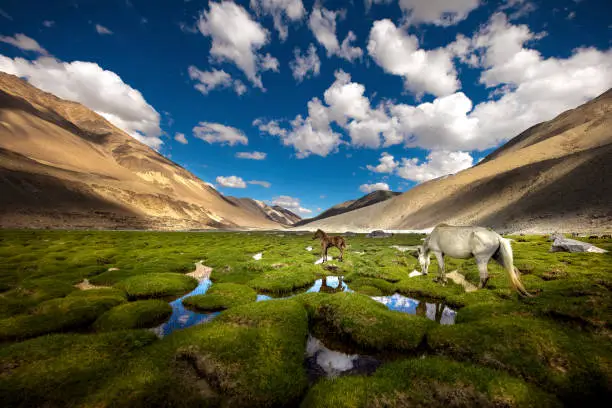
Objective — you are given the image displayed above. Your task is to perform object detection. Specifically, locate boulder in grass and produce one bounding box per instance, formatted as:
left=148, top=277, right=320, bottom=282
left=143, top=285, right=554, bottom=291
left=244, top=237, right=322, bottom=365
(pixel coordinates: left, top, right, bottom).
left=550, top=237, right=607, bottom=253
left=366, top=230, right=392, bottom=238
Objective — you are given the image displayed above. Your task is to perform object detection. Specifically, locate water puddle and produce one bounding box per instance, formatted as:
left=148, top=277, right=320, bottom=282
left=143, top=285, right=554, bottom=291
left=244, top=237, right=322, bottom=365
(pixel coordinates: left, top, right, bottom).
left=151, top=278, right=220, bottom=337
left=371, top=293, right=456, bottom=325
left=155, top=276, right=456, bottom=337
left=305, top=334, right=381, bottom=381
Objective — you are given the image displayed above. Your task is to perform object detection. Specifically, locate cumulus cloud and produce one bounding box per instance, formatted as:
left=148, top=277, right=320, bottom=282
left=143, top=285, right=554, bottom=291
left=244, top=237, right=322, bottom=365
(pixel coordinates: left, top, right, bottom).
left=366, top=152, right=398, bottom=173
left=0, top=55, right=163, bottom=149
left=396, top=151, right=474, bottom=182
left=236, top=151, right=267, bottom=160
left=290, top=43, right=320, bottom=82
left=187, top=65, right=246, bottom=95
left=0, top=33, right=48, bottom=55
left=368, top=19, right=459, bottom=97
left=397, top=0, right=481, bottom=26
left=248, top=180, right=271, bottom=188
left=252, top=118, right=287, bottom=137
left=359, top=182, right=390, bottom=193
left=308, top=6, right=363, bottom=62
left=95, top=24, right=113, bottom=35
left=250, top=0, right=305, bottom=41
left=193, top=122, right=248, bottom=146
left=216, top=175, right=247, bottom=188
left=198, top=1, right=278, bottom=89
left=272, top=195, right=311, bottom=214
left=174, top=132, right=188, bottom=144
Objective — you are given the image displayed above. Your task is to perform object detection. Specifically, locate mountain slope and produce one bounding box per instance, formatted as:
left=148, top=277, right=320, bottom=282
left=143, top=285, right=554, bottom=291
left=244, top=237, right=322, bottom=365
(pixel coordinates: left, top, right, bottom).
left=224, top=197, right=301, bottom=226
left=294, top=190, right=400, bottom=227
left=298, top=89, right=612, bottom=233
left=0, top=73, right=280, bottom=230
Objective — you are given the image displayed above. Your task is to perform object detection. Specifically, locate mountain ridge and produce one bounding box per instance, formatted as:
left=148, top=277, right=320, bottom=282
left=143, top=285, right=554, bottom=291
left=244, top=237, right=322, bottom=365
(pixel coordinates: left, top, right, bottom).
left=0, top=72, right=281, bottom=230
left=297, top=88, right=612, bottom=233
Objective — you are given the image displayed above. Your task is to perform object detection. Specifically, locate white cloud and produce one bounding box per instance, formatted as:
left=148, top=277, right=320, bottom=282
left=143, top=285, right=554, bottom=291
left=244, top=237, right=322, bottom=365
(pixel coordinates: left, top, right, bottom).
left=497, top=0, right=537, bottom=21
left=43, top=20, right=55, bottom=28
left=367, top=152, right=397, bottom=173
left=0, top=34, right=48, bottom=55
left=359, top=182, right=390, bottom=193
left=290, top=43, right=320, bottom=82
left=260, top=52, right=280, bottom=71
left=0, top=9, right=13, bottom=20
left=216, top=175, right=247, bottom=188
left=248, top=180, right=271, bottom=188
left=364, top=0, right=393, bottom=13
left=397, top=0, right=480, bottom=26
left=253, top=118, right=287, bottom=137
left=95, top=24, right=113, bottom=35
left=174, top=132, right=188, bottom=144
left=308, top=6, right=363, bottom=62
left=368, top=19, right=459, bottom=97
left=0, top=55, right=163, bottom=149
left=198, top=1, right=277, bottom=89
left=272, top=195, right=311, bottom=214
left=187, top=65, right=246, bottom=95
left=236, top=151, right=267, bottom=160
left=193, top=122, right=248, bottom=146
left=396, top=151, right=473, bottom=182
left=250, top=0, right=305, bottom=41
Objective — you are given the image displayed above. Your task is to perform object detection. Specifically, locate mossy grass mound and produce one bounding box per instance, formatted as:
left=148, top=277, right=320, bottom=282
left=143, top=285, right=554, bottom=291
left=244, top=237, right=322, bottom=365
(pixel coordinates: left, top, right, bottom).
left=0, top=278, right=75, bottom=318
left=301, top=356, right=560, bottom=408
left=66, top=287, right=128, bottom=301
left=172, top=299, right=309, bottom=407
left=182, top=283, right=256, bottom=311
left=0, top=292, right=126, bottom=341
left=248, top=265, right=318, bottom=293
left=0, top=330, right=157, bottom=407
left=94, top=300, right=172, bottom=331
left=428, top=316, right=612, bottom=403
left=114, top=273, right=197, bottom=300
left=300, top=292, right=434, bottom=352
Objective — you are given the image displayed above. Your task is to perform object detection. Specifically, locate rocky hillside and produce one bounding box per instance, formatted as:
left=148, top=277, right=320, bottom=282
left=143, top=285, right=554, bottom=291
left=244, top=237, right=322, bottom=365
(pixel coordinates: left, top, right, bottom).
left=298, top=89, right=612, bottom=234
left=294, top=190, right=400, bottom=227
left=225, top=197, right=301, bottom=226
left=0, top=73, right=281, bottom=230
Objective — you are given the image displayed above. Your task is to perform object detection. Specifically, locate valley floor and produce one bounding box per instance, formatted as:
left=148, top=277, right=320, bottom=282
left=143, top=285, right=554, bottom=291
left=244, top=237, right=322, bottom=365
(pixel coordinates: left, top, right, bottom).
left=0, top=230, right=610, bottom=407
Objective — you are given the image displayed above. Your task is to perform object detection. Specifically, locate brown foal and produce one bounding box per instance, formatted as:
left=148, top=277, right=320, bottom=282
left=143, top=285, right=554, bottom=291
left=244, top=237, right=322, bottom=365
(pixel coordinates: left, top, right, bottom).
left=313, top=229, right=346, bottom=263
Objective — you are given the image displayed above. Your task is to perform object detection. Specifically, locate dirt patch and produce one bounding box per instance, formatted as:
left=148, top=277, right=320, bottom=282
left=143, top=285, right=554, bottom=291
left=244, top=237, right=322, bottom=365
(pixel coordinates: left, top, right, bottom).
left=74, top=279, right=110, bottom=290
left=445, top=271, right=478, bottom=293
left=187, top=261, right=213, bottom=281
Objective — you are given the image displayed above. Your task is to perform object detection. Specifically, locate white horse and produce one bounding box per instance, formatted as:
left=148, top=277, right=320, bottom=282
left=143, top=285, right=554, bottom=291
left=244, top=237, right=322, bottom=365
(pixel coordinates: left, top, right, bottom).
left=417, top=224, right=531, bottom=296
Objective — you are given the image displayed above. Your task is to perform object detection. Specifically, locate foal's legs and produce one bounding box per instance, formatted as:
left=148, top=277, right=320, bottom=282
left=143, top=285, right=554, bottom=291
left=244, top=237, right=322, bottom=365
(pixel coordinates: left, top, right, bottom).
left=339, top=245, right=344, bottom=262
left=432, top=251, right=447, bottom=284
left=475, top=255, right=491, bottom=289
left=321, top=242, right=327, bottom=263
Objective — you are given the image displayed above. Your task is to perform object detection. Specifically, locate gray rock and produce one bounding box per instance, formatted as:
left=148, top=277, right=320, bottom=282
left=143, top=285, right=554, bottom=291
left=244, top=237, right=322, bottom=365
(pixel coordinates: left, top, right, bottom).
left=366, top=230, right=392, bottom=238
left=550, top=237, right=608, bottom=253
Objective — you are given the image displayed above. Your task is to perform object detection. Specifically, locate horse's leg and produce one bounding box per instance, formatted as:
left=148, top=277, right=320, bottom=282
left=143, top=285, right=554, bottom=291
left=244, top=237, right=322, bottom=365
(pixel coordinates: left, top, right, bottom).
left=321, top=242, right=326, bottom=263
left=339, top=244, right=344, bottom=262
left=476, top=255, right=491, bottom=289
left=433, top=251, right=447, bottom=284
left=324, top=245, right=329, bottom=263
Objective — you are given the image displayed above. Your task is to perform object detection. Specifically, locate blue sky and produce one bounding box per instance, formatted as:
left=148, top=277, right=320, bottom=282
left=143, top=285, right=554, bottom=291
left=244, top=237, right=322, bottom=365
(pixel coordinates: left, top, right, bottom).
left=1, top=0, right=611, bottom=217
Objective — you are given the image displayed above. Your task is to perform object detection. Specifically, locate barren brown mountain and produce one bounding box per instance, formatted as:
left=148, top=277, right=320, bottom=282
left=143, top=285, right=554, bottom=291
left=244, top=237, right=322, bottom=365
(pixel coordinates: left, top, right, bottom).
left=299, top=88, right=612, bottom=234
left=0, top=73, right=280, bottom=230
left=225, top=197, right=301, bottom=226
left=294, top=190, right=400, bottom=227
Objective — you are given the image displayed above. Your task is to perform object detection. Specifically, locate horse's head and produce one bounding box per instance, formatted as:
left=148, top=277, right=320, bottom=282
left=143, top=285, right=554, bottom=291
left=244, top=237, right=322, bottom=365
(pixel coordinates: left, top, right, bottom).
left=312, top=229, right=323, bottom=240
left=416, top=245, right=430, bottom=274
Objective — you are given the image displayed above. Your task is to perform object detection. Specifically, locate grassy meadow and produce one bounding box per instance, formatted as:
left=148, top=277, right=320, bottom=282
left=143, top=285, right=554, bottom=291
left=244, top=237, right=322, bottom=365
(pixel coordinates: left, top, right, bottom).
left=0, top=229, right=610, bottom=407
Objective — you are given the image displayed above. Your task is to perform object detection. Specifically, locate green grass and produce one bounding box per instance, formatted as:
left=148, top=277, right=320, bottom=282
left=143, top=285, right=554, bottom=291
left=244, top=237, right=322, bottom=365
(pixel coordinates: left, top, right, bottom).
left=0, top=230, right=610, bottom=406
left=298, top=292, right=434, bottom=352
left=182, top=283, right=256, bottom=311
left=302, top=356, right=560, bottom=407
left=0, top=291, right=126, bottom=341
left=114, top=273, right=198, bottom=300
left=93, top=300, right=172, bottom=331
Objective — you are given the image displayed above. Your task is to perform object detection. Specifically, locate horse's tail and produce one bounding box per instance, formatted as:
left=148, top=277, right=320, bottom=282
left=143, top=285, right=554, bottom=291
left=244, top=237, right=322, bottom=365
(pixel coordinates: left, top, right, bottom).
left=498, top=236, right=532, bottom=297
